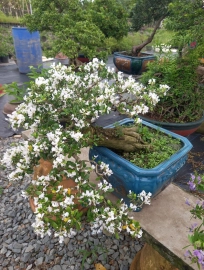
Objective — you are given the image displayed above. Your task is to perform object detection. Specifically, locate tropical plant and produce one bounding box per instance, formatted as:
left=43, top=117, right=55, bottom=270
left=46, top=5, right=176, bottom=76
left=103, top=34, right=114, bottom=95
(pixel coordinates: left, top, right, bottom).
left=1, top=58, right=171, bottom=242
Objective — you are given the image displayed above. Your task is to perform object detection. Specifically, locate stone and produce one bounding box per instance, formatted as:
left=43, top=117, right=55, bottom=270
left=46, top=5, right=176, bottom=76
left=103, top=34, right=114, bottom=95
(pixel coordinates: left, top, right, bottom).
left=52, top=266, right=62, bottom=270
left=6, top=250, right=12, bottom=257
left=108, top=249, right=115, bottom=255
left=111, top=251, right=119, bottom=260
left=5, top=238, right=13, bottom=244
left=0, top=246, right=7, bottom=254
left=12, top=243, right=22, bottom=250
left=22, top=252, right=31, bottom=263
left=98, top=254, right=107, bottom=261
left=12, top=249, right=22, bottom=253
left=35, top=257, right=44, bottom=266
left=83, top=262, right=91, bottom=270
left=50, top=249, right=56, bottom=256
left=25, top=245, right=34, bottom=253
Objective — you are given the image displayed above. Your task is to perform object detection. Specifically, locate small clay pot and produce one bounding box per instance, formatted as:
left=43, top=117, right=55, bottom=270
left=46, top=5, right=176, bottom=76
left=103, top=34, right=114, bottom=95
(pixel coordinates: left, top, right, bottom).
left=3, top=102, right=21, bottom=115
left=29, top=159, right=88, bottom=216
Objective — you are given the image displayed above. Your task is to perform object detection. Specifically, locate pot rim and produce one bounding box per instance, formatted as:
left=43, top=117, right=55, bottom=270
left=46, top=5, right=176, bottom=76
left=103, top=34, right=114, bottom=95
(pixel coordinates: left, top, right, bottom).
left=139, top=112, right=204, bottom=128
left=114, top=51, right=155, bottom=59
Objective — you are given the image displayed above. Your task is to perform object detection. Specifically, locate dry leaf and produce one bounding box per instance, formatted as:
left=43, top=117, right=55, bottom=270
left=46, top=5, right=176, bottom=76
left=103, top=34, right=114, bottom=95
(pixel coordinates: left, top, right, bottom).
left=95, top=263, right=107, bottom=270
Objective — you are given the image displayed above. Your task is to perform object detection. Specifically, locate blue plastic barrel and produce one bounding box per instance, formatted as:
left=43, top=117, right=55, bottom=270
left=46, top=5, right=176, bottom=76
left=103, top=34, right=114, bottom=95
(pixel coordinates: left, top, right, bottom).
left=12, top=27, right=43, bottom=73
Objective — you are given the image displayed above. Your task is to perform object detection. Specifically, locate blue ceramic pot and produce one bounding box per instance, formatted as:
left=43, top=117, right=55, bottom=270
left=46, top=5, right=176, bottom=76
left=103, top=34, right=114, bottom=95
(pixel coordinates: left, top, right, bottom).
left=113, top=51, right=156, bottom=75
left=89, top=119, right=192, bottom=207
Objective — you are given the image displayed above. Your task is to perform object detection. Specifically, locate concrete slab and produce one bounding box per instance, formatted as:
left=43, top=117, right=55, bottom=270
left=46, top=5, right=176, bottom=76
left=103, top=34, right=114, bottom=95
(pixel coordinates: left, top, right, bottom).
left=132, top=184, right=200, bottom=270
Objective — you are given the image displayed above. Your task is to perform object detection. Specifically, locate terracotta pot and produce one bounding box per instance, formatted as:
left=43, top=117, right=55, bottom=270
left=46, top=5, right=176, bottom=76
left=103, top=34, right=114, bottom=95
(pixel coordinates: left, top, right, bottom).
left=29, top=159, right=87, bottom=214
left=3, top=102, right=21, bottom=115
left=77, top=54, right=89, bottom=63
left=55, top=53, right=69, bottom=65
left=0, top=84, right=5, bottom=97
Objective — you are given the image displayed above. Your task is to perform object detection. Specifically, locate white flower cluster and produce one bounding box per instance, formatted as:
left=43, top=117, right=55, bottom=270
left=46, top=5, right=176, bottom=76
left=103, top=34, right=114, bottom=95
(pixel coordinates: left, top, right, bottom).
left=1, top=141, right=31, bottom=181
left=98, top=179, right=113, bottom=192
left=137, top=190, right=152, bottom=205
left=99, top=162, right=113, bottom=176
left=1, top=58, right=159, bottom=243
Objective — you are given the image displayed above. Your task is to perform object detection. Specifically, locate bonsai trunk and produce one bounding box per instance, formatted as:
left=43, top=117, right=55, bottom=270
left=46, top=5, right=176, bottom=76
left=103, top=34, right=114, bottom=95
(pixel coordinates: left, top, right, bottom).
left=132, top=16, right=166, bottom=56
left=87, top=125, right=151, bottom=152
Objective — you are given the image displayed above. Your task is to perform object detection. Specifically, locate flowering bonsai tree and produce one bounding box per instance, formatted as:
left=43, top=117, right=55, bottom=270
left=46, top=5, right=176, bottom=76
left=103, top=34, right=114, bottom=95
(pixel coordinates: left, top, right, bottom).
left=1, top=59, right=169, bottom=242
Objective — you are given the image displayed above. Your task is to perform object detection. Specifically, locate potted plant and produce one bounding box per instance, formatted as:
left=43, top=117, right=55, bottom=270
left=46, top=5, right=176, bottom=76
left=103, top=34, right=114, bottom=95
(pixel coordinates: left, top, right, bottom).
left=113, top=0, right=172, bottom=75
left=1, top=59, right=192, bottom=242
left=54, top=52, right=69, bottom=66
left=138, top=52, right=204, bottom=136
left=3, top=81, right=29, bottom=115
left=0, top=27, right=15, bottom=63
left=0, top=40, right=9, bottom=63
left=136, top=0, right=204, bottom=136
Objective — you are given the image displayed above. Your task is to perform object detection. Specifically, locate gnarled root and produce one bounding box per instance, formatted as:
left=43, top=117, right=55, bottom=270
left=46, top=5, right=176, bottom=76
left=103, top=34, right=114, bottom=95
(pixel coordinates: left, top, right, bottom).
left=90, top=126, right=150, bottom=152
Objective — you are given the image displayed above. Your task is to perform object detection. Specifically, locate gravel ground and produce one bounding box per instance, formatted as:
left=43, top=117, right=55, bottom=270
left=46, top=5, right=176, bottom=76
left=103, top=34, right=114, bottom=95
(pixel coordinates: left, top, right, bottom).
left=0, top=136, right=144, bottom=270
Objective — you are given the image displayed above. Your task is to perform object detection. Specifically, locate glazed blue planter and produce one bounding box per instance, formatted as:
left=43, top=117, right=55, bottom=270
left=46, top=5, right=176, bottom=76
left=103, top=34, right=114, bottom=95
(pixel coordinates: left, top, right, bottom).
left=89, top=119, right=192, bottom=206
left=113, top=51, right=156, bottom=75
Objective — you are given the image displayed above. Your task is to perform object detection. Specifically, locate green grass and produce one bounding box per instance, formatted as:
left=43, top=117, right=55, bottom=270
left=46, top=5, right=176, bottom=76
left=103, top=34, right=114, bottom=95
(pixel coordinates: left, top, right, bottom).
left=0, top=11, right=21, bottom=24
left=151, top=28, right=175, bottom=46
left=106, top=28, right=175, bottom=52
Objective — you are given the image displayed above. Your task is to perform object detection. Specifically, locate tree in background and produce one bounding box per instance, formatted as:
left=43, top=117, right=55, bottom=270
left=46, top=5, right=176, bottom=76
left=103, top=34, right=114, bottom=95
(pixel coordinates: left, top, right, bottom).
left=0, top=0, right=31, bottom=17
left=164, top=0, right=204, bottom=58
left=130, top=0, right=172, bottom=55
left=22, top=0, right=129, bottom=62
left=89, top=0, right=129, bottom=40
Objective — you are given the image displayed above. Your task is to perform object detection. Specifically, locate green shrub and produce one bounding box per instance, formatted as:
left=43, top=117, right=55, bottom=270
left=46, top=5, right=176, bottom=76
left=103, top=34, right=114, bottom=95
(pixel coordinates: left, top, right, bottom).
left=0, top=27, right=14, bottom=57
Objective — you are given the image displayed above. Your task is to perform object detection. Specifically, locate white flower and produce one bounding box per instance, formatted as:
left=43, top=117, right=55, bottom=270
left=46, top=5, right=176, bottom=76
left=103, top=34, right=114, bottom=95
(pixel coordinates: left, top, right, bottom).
left=137, top=229, right=143, bottom=238
left=39, top=192, right=45, bottom=199
left=21, top=191, right=28, bottom=199
left=148, top=78, right=156, bottom=85
left=52, top=201, right=59, bottom=207
left=68, top=131, right=83, bottom=142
